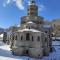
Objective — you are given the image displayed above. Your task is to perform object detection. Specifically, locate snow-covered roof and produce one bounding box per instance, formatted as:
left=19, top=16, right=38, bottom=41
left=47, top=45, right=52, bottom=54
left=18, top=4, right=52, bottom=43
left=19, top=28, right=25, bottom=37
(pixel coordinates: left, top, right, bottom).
left=27, top=21, right=36, bottom=24
left=27, top=21, right=34, bottom=23
left=17, top=28, right=40, bottom=32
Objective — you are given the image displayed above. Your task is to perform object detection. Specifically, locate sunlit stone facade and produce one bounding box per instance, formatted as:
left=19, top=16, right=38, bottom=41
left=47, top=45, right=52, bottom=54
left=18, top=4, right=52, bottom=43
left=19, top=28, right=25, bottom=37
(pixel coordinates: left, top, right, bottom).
left=9, top=0, right=52, bottom=58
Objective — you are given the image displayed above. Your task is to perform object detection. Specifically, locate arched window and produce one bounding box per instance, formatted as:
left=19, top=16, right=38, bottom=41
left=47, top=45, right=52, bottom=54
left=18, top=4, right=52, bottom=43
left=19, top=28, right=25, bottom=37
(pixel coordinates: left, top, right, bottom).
left=37, top=36, right=40, bottom=41
left=45, top=37, right=47, bottom=42
left=12, top=36, right=14, bottom=40
left=29, top=27, right=30, bottom=29
left=21, top=36, right=23, bottom=40
left=28, top=13, right=29, bottom=15
left=15, top=35, right=17, bottom=40
left=45, top=31, right=47, bottom=33
left=10, top=35, right=11, bottom=39
left=26, top=33, right=29, bottom=41
left=28, top=9, right=29, bottom=11
left=32, top=36, right=33, bottom=41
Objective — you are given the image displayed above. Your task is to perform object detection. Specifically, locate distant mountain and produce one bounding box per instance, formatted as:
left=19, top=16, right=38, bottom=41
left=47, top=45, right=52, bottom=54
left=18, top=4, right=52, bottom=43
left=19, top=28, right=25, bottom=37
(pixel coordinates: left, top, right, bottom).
left=44, top=19, right=60, bottom=33
left=50, top=19, right=60, bottom=33
left=0, top=28, right=4, bottom=34
left=44, top=19, right=60, bottom=26
left=51, top=19, right=60, bottom=27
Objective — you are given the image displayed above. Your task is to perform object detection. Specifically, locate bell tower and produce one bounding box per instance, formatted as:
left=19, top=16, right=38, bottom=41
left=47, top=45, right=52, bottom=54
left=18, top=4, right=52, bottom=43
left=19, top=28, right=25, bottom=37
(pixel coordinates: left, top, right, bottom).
left=27, top=0, right=38, bottom=16
left=21, top=0, right=44, bottom=25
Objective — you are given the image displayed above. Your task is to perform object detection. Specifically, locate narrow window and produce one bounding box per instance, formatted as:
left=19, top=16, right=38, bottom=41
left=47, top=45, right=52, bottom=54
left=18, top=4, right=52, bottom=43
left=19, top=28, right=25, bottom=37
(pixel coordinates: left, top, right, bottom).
left=28, top=13, right=29, bottom=15
left=29, top=27, right=30, bottom=29
left=32, top=36, right=33, bottom=41
left=12, top=36, right=14, bottom=40
left=37, top=36, right=40, bottom=41
left=15, top=35, right=17, bottom=40
left=10, top=35, right=11, bottom=39
left=28, top=9, right=29, bottom=11
left=26, top=33, right=29, bottom=41
left=45, top=37, right=47, bottom=42
left=45, top=31, right=47, bottom=33
left=21, top=36, right=23, bottom=40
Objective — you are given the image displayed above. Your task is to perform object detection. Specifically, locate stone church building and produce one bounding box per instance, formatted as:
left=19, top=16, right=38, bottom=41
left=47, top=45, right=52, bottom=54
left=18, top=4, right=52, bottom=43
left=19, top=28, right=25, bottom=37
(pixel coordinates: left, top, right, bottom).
left=8, top=0, right=52, bottom=58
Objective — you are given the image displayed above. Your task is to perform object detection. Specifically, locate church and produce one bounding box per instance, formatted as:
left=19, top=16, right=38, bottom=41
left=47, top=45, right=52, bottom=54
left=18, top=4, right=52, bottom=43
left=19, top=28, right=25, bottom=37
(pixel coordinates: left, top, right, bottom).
left=9, top=0, right=52, bottom=58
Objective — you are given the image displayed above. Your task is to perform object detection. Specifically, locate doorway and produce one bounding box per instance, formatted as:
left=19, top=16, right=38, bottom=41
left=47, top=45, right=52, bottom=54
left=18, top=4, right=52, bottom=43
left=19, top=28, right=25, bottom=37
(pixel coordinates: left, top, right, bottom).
left=24, top=50, right=29, bottom=55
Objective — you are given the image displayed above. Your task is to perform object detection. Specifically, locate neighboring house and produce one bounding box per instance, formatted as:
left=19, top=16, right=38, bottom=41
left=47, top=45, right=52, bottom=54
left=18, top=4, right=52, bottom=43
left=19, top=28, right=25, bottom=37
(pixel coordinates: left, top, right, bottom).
left=6, top=26, right=20, bottom=44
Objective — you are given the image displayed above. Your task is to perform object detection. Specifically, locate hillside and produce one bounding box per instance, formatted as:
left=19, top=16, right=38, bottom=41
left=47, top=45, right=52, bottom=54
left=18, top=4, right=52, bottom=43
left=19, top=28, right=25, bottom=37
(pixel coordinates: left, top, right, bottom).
left=51, top=19, right=60, bottom=27
left=46, top=19, right=60, bottom=36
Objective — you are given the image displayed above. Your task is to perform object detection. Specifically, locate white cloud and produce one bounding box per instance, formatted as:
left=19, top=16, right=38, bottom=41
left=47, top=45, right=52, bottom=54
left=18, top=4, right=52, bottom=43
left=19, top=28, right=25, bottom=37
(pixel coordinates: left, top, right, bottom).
left=3, top=0, right=24, bottom=10
left=38, top=4, right=45, bottom=11
left=3, top=0, right=11, bottom=7
left=16, top=0, right=24, bottom=10
left=3, top=0, right=45, bottom=11
left=6, top=0, right=10, bottom=4
left=3, top=2, right=6, bottom=7
left=27, top=1, right=45, bottom=12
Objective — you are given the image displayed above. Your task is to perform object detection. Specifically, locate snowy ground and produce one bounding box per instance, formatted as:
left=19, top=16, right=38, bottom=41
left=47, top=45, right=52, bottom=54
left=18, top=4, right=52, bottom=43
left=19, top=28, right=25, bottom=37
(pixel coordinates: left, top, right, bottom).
left=0, top=41, right=60, bottom=60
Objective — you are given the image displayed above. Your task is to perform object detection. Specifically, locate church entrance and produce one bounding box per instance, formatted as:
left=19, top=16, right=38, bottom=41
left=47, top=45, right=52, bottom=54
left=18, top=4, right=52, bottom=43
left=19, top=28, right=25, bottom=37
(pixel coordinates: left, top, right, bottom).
left=24, top=50, right=29, bottom=56
left=26, top=50, right=29, bottom=54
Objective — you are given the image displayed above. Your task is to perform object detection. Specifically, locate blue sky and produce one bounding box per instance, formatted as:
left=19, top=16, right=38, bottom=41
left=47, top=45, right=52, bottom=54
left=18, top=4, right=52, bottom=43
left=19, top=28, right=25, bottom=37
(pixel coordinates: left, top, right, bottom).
left=0, top=0, right=60, bottom=28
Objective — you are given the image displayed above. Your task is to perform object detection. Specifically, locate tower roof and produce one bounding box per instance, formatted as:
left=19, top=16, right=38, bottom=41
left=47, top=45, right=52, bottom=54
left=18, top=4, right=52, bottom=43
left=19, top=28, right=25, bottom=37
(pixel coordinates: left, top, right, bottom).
left=30, top=0, right=36, bottom=5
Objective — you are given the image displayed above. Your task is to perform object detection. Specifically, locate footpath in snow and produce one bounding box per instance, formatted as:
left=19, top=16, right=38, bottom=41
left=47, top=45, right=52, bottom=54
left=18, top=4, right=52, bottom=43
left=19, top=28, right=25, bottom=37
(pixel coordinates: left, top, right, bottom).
left=0, top=41, right=60, bottom=60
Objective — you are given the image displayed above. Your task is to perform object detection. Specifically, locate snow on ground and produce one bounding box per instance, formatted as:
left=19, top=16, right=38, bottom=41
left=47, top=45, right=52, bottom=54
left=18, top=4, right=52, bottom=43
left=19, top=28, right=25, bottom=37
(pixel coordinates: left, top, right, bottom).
left=52, top=41, right=60, bottom=46
left=0, top=41, right=60, bottom=60
left=0, top=41, right=29, bottom=60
